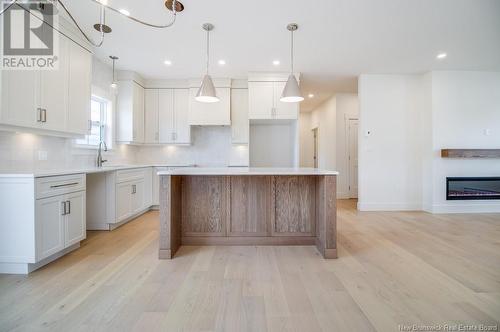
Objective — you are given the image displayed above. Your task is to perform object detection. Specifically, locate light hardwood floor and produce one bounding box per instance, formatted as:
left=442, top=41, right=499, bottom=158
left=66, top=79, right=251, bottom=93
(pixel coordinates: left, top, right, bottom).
left=1, top=200, right=499, bottom=332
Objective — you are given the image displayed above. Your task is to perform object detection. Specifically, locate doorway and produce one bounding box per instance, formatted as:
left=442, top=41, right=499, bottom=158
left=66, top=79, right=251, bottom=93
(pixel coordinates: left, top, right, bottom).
left=348, top=119, right=358, bottom=198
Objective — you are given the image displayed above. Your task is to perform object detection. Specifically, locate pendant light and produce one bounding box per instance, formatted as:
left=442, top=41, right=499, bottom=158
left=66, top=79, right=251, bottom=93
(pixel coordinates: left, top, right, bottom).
left=110, top=55, right=118, bottom=89
left=280, top=23, right=304, bottom=103
left=196, top=23, right=219, bottom=103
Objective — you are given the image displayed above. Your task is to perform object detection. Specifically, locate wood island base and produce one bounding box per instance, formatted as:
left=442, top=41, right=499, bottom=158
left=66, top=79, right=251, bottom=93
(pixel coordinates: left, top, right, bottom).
left=158, top=171, right=337, bottom=259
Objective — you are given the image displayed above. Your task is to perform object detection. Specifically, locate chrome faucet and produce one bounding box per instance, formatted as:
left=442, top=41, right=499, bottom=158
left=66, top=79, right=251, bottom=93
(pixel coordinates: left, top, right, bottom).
left=97, top=140, right=108, bottom=167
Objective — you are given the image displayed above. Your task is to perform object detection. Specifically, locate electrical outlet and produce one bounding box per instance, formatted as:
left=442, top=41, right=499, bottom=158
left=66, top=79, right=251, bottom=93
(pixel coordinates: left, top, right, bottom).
left=37, top=150, right=48, bottom=161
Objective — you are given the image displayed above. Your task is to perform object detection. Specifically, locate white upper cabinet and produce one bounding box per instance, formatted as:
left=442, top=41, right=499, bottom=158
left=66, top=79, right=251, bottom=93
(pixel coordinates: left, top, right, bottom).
left=173, top=89, right=191, bottom=144
left=188, top=79, right=231, bottom=125
left=145, top=88, right=191, bottom=145
left=248, top=81, right=299, bottom=120
left=67, top=42, right=92, bottom=135
left=39, top=25, right=68, bottom=132
left=231, top=89, right=249, bottom=144
left=144, top=89, right=159, bottom=143
left=0, top=23, right=92, bottom=136
left=116, top=81, right=145, bottom=144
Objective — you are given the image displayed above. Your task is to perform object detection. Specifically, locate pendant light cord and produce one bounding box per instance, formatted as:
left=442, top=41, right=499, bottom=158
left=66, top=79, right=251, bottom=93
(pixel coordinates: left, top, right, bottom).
left=112, top=59, right=115, bottom=82
left=206, top=28, right=210, bottom=75
left=290, top=29, right=294, bottom=74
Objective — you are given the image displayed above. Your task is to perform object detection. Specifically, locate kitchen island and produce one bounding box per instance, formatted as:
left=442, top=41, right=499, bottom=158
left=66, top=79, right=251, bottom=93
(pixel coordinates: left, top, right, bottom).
left=158, top=168, right=339, bottom=259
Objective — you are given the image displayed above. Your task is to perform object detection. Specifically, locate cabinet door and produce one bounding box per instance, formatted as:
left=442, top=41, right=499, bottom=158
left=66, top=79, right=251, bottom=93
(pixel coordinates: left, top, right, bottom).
left=274, top=82, right=299, bottom=120
left=131, top=180, right=145, bottom=214
left=0, top=70, right=39, bottom=128
left=132, top=82, right=144, bottom=143
left=231, top=89, right=249, bottom=143
left=116, top=182, right=132, bottom=222
left=188, top=87, right=231, bottom=125
left=248, top=82, right=274, bottom=119
left=36, top=196, right=65, bottom=260
left=39, top=29, right=68, bottom=132
left=144, top=89, right=159, bottom=143
left=65, top=191, right=86, bottom=247
left=174, top=89, right=191, bottom=144
left=158, top=89, right=174, bottom=143
left=67, top=42, right=92, bottom=135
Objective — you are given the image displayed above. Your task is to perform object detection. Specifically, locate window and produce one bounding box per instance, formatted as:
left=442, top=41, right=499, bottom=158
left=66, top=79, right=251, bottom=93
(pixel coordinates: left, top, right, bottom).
left=76, top=95, right=111, bottom=148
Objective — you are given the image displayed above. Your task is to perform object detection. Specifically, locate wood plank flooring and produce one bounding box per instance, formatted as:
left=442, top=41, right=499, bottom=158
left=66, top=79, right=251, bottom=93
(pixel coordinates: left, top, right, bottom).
left=1, top=200, right=499, bottom=332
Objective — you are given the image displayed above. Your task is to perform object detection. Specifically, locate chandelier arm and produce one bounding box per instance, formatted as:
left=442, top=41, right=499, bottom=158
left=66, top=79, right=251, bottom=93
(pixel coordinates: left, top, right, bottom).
left=56, top=0, right=104, bottom=47
left=0, top=0, right=17, bottom=15
left=87, top=0, right=177, bottom=29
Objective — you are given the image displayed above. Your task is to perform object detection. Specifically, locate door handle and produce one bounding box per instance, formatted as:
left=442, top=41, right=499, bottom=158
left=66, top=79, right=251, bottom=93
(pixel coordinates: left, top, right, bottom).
left=61, top=201, right=67, bottom=215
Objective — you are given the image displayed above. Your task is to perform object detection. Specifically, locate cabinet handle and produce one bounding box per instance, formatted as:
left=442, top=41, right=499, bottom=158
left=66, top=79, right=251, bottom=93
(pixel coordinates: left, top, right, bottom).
left=50, top=182, right=79, bottom=188
left=37, top=108, right=42, bottom=122
left=41, top=109, right=47, bottom=123
left=66, top=200, right=71, bottom=214
left=131, top=184, right=136, bottom=194
left=61, top=201, right=67, bottom=215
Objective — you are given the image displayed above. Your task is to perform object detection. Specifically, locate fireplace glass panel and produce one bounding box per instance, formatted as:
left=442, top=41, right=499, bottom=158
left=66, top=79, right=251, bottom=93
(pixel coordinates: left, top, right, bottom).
left=447, top=177, right=500, bottom=200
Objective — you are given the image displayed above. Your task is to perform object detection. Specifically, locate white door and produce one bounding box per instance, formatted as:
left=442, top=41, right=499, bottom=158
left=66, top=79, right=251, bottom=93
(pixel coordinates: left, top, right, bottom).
left=274, top=82, right=299, bottom=120
left=65, top=191, right=86, bottom=247
left=39, top=28, right=68, bottom=132
left=67, top=42, right=92, bottom=135
left=116, top=182, right=132, bottom=222
left=0, top=70, right=39, bottom=128
left=174, top=89, right=191, bottom=144
left=144, top=89, right=159, bottom=143
left=231, top=88, right=249, bottom=144
left=348, top=119, right=359, bottom=198
left=158, top=89, right=174, bottom=143
left=131, top=180, right=145, bottom=214
left=132, top=82, right=144, bottom=143
left=36, top=196, right=65, bottom=260
left=248, top=82, right=274, bottom=119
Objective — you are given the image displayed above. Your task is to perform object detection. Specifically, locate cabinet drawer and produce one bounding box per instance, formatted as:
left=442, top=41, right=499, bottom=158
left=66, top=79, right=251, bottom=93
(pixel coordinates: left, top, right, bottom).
left=35, top=174, right=86, bottom=199
left=115, top=168, right=147, bottom=184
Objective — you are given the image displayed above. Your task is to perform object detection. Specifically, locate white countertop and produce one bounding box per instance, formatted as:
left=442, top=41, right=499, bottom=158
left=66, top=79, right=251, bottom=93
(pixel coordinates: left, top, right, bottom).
left=0, top=164, right=194, bottom=178
left=158, top=167, right=339, bottom=176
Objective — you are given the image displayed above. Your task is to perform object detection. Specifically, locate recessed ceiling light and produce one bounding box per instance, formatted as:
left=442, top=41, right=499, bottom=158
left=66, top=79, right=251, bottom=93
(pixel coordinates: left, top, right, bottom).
left=436, top=52, right=447, bottom=60
left=272, top=60, right=280, bottom=66
left=164, top=60, right=172, bottom=66
left=308, top=93, right=314, bottom=98
left=218, top=59, right=226, bottom=65
left=119, top=9, right=130, bottom=16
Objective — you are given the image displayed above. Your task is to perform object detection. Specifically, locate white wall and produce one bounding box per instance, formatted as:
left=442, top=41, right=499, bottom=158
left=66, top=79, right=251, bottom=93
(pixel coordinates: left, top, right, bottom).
left=306, top=94, right=359, bottom=198
left=249, top=124, right=296, bottom=167
left=358, top=71, right=500, bottom=213
left=299, top=113, right=314, bottom=167
left=430, top=71, right=500, bottom=213
left=358, top=75, right=424, bottom=210
left=136, top=126, right=248, bottom=167
left=0, top=57, right=137, bottom=171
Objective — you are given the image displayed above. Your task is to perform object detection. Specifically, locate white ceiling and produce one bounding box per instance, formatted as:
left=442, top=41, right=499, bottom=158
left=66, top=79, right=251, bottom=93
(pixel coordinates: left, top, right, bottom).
left=63, top=0, right=500, bottom=111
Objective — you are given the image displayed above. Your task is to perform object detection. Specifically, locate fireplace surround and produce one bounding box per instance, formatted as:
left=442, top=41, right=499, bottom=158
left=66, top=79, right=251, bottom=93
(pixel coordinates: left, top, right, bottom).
left=446, top=177, right=500, bottom=200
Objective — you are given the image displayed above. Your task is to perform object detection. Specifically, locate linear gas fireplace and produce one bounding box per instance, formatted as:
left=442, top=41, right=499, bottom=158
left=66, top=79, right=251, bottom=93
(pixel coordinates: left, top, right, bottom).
left=446, top=177, right=500, bottom=200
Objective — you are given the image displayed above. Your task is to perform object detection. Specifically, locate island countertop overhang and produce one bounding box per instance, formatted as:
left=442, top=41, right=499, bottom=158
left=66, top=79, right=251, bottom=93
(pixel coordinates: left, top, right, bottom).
left=157, top=167, right=339, bottom=176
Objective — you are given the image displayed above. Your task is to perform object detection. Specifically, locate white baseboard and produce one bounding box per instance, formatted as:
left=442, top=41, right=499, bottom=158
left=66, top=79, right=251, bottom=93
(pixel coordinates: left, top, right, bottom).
left=357, top=202, right=422, bottom=211
left=0, top=243, right=80, bottom=275
left=430, top=203, right=500, bottom=214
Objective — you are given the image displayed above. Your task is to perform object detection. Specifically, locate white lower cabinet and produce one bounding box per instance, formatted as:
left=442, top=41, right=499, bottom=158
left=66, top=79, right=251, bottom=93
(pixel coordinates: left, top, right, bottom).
left=0, top=174, right=87, bottom=274
left=86, top=167, right=153, bottom=231
left=36, top=196, right=66, bottom=260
